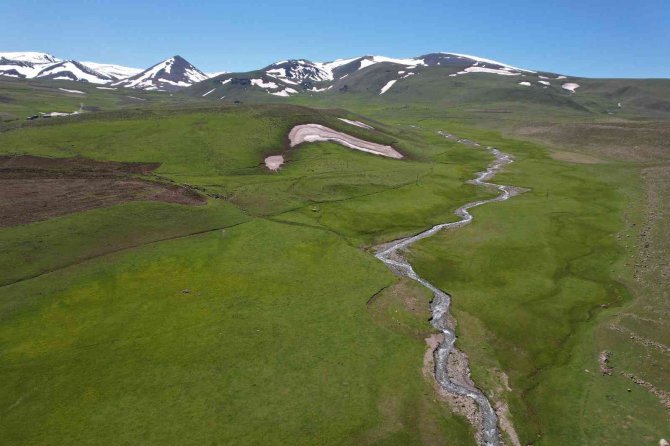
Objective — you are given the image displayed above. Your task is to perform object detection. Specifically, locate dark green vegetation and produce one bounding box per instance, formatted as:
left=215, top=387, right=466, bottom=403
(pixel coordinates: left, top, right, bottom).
left=1, top=69, right=668, bottom=445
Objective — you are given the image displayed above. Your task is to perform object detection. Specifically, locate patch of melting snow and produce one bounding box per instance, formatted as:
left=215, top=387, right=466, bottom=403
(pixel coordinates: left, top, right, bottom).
left=127, top=96, right=146, bottom=101
left=220, top=78, right=232, bottom=85
left=338, top=118, right=374, bottom=130
left=310, top=85, right=333, bottom=92
left=289, top=124, right=402, bottom=159
left=250, top=79, right=279, bottom=89
left=202, top=88, right=216, bottom=97
left=457, top=66, right=521, bottom=76
left=561, top=82, right=580, bottom=93
left=538, top=80, right=550, bottom=86
left=58, top=88, right=86, bottom=94
left=379, top=79, right=397, bottom=95
left=270, top=87, right=298, bottom=97
left=96, top=86, right=117, bottom=90
left=518, top=81, right=531, bottom=86
left=264, top=155, right=284, bottom=171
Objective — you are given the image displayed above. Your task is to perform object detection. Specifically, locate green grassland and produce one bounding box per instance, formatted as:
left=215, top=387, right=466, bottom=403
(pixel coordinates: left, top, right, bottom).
left=1, top=72, right=668, bottom=445
left=0, top=103, right=490, bottom=444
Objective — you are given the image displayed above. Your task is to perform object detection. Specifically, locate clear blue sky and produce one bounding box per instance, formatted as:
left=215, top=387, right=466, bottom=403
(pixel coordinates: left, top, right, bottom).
left=1, top=0, right=668, bottom=77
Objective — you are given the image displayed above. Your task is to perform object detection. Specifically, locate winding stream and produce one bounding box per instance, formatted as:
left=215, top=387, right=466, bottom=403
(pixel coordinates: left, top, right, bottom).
left=374, top=136, right=519, bottom=446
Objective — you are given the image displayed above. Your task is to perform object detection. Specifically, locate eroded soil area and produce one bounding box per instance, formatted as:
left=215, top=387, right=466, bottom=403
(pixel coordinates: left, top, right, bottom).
left=0, top=155, right=204, bottom=227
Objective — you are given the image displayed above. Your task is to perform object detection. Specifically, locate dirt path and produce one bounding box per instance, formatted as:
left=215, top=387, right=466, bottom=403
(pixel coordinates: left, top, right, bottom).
left=374, top=134, right=522, bottom=446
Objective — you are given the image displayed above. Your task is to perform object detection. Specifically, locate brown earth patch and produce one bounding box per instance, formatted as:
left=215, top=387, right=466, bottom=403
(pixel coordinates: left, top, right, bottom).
left=0, top=155, right=204, bottom=227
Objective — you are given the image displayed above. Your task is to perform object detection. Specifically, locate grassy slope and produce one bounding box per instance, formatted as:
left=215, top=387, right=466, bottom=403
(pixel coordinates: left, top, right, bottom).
left=0, top=104, right=489, bottom=444
left=0, top=77, right=183, bottom=122
left=0, top=219, right=473, bottom=445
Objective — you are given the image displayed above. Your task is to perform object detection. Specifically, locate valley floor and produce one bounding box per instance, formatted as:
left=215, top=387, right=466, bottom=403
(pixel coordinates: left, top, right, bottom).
left=0, top=102, right=668, bottom=445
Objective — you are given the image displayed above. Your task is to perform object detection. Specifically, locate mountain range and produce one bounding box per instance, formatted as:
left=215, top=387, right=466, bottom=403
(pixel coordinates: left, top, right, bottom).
left=0, top=52, right=210, bottom=91
left=1, top=51, right=571, bottom=94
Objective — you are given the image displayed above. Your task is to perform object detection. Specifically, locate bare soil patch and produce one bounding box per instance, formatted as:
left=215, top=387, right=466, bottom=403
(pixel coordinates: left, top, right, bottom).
left=0, top=155, right=204, bottom=227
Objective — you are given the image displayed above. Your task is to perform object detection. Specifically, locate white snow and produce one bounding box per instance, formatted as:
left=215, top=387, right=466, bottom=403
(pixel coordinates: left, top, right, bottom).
left=58, top=88, right=86, bottom=94
left=319, top=57, right=360, bottom=71
left=202, top=88, right=216, bottom=97
left=359, top=58, right=377, bottom=70
left=251, top=78, right=279, bottom=89
left=561, top=82, right=580, bottom=93
left=442, top=52, right=534, bottom=73
left=81, top=61, right=142, bottom=79
left=557, top=75, right=567, bottom=79
left=538, top=80, right=550, bottom=86
left=270, top=87, right=298, bottom=97
left=456, top=66, right=520, bottom=76
left=36, top=61, right=110, bottom=84
left=310, top=85, right=333, bottom=92
left=401, top=72, right=415, bottom=79
left=220, top=78, right=232, bottom=85
left=370, top=56, right=425, bottom=67
left=96, top=86, right=117, bottom=90
left=0, top=52, right=60, bottom=64
left=518, top=81, right=531, bottom=86
left=127, top=96, right=146, bottom=101
left=379, top=79, right=397, bottom=95
left=206, top=71, right=228, bottom=78
left=41, top=111, right=74, bottom=117
left=338, top=118, right=374, bottom=130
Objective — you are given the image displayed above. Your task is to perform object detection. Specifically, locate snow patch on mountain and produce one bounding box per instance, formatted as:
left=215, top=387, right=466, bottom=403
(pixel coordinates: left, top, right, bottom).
left=444, top=52, right=534, bottom=73
left=81, top=61, right=142, bottom=79
left=456, top=66, right=521, bottom=76
left=379, top=79, right=397, bottom=95
left=561, top=82, right=579, bottom=93
left=251, top=79, right=279, bottom=89
left=58, top=88, right=86, bottom=94
left=270, top=87, right=298, bottom=97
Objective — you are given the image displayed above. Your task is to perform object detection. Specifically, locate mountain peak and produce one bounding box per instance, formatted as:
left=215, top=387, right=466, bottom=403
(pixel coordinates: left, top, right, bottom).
left=112, top=55, right=208, bottom=91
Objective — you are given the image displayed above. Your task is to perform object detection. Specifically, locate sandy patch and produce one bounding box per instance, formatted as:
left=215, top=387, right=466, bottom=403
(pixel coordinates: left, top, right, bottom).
left=264, top=155, right=284, bottom=171
left=288, top=124, right=403, bottom=159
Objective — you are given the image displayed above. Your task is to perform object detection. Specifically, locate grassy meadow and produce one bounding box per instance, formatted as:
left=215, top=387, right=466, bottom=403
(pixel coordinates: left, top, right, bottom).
left=0, top=77, right=668, bottom=445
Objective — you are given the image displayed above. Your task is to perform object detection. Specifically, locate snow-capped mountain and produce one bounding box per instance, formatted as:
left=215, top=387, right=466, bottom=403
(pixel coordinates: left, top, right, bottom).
left=112, top=56, right=208, bottom=91
left=0, top=52, right=212, bottom=90
left=1, top=49, right=564, bottom=96
left=34, top=60, right=117, bottom=84
left=0, top=52, right=62, bottom=78
left=0, top=51, right=61, bottom=64
left=197, top=51, right=548, bottom=99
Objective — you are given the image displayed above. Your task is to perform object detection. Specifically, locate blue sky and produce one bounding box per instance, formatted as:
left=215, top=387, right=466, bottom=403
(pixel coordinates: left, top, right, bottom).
left=1, top=0, right=668, bottom=77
